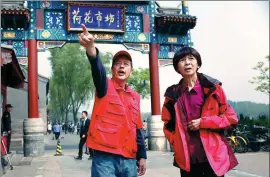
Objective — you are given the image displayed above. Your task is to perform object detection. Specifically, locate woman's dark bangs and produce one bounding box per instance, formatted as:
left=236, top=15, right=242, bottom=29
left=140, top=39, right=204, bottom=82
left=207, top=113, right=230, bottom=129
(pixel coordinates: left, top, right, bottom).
left=175, top=47, right=194, bottom=60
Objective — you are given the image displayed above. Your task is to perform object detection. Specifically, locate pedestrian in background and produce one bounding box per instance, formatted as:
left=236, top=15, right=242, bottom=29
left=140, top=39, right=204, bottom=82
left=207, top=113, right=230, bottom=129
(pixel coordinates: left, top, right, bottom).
left=47, top=122, right=52, bottom=135
left=53, top=122, right=61, bottom=140
left=74, top=111, right=92, bottom=160
left=75, top=111, right=92, bottom=160
left=142, top=120, right=148, bottom=150
left=1, top=104, right=13, bottom=154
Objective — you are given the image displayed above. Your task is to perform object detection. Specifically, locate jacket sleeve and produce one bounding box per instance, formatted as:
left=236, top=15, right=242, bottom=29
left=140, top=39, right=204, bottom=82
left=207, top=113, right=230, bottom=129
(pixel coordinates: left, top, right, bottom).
left=136, top=129, right=147, bottom=160
left=87, top=48, right=108, bottom=98
left=7, top=115, right=11, bottom=131
left=200, top=85, right=238, bottom=130
left=85, top=119, right=90, bottom=135
left=2, top=112, right=11, bottom=131
left=161, top=97, right=176, bottom=145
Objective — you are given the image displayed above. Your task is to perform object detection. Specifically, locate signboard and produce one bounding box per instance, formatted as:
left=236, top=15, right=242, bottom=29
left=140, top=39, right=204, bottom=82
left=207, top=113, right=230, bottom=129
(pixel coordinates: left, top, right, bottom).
left=37, top=41, right=66, bottom=51
left=67, top=2, right=126, bottom=32
left=17, top=57, right=28, bottom=66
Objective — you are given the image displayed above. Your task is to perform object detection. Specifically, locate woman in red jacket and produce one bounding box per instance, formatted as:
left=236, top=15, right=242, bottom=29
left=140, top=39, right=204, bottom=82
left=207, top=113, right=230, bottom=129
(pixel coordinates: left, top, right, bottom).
left=161, top=47, right=238, bottom=177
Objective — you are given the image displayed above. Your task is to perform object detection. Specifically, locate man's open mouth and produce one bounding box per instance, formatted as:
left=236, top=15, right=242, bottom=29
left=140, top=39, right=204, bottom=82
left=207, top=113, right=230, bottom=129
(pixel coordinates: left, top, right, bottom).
left=117, top=70, right=126, bottom=76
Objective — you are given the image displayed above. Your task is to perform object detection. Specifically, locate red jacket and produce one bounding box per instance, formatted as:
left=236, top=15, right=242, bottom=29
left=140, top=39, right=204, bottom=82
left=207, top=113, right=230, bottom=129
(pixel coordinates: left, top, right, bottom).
left=86, top=78, right=141, bottom=158
left=162, top=73, right=238, bottom=176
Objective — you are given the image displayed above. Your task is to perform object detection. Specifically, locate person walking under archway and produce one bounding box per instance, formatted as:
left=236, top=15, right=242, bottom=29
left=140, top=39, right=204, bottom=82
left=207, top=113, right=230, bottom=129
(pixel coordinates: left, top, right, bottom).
left=1, top=104, right=13, bottom=154
left=74, top=111, right=92, bottom=160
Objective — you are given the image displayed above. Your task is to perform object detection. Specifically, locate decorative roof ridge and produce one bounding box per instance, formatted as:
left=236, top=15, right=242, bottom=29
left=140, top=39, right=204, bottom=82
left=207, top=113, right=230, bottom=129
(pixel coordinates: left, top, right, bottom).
left=1, top=6, right=29, bottom=10
left=1, top=44, right=14, bottom=50
left=158, top=7, right=181, bottom=10
left=155, top=13, right=196, bottom=18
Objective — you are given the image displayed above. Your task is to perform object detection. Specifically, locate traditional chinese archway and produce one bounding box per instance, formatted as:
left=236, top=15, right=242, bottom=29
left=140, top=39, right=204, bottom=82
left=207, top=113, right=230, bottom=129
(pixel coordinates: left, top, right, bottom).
left=1, top=1, right=196, bottom=156
left=1, top=44, right=25, bottom=114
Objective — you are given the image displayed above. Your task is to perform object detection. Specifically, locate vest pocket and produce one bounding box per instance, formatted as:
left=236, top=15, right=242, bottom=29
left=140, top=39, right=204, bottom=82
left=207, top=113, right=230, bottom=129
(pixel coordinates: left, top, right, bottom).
left=107, top=100, right=125, bottom=116
left=93, top=115, right=123, bottom=149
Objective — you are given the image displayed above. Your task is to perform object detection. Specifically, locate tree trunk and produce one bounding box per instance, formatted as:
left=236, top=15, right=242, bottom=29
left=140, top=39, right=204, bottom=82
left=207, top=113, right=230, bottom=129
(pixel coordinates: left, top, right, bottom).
left=73, top=108, right=77, bottom=123
left=65, top=111, right=69, bottom=122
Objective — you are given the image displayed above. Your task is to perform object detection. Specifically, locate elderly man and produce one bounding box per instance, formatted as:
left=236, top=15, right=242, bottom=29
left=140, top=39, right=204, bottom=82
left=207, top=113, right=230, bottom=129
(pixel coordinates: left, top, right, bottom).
left=78, top=24, right=147, bottom=177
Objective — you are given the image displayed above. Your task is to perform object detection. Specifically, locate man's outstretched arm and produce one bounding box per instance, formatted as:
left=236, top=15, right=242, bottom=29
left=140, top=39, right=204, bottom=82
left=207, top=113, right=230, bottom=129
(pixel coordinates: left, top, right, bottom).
left=87, top=49, right=108, bottom=98
left=78, top=24, right=108, bottom=98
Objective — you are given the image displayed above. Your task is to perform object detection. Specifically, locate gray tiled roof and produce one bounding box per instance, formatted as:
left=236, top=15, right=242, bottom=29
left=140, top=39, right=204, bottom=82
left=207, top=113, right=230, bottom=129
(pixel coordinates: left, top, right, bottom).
left=1, top=0, right=26, bottom=10
left=155, top=13, right=196, bottom=20
left=1, top=1, right=29, bottom=20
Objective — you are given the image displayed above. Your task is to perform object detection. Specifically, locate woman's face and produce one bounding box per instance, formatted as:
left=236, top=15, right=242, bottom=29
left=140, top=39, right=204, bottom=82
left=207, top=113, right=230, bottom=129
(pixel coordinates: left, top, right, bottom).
left=177, top=54, right=199, bottom=77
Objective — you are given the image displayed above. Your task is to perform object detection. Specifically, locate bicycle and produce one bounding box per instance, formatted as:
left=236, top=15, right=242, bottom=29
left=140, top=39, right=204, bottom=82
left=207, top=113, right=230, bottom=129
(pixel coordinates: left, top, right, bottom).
left=227, top=134, right=248, bottom=153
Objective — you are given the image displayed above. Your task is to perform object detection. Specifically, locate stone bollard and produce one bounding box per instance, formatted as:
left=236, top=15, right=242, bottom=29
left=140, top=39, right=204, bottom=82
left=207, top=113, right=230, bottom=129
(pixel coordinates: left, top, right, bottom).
left=147, top=115, right=167, bottom=151
left=23, top=118, right=44, bottom=157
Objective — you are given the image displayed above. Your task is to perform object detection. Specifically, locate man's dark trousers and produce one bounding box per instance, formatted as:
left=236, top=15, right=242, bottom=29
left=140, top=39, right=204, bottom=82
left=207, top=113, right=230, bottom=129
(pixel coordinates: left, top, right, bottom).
left=7, top=133, right=11, bottom=153
left=78, top=118, right=91, bottom=158
left=78, top=137, right=87, bottom=158
left=55, top=132, right=60, bottom=140
left=2, top=111, right=11, bottom=153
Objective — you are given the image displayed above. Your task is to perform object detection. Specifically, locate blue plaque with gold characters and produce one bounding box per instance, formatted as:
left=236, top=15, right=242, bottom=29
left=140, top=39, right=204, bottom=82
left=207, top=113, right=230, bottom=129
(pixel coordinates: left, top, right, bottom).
left=67, top=2, right=126, bottom=33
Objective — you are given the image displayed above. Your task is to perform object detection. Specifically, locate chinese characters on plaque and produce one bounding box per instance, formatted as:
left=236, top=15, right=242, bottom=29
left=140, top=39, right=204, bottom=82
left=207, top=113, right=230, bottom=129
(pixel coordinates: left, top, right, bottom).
left=68, top=3, right=126, bottom=32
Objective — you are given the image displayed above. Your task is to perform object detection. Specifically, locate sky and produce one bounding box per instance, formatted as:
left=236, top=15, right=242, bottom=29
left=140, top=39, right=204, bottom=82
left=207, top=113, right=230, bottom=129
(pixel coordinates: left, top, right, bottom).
left=38, top=1, right=269, bottom=112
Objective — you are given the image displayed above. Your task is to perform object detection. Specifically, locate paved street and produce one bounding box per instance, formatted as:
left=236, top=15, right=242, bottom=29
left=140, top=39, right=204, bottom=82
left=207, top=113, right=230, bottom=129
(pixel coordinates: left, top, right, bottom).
left=3, top=134, right=269, bottom=177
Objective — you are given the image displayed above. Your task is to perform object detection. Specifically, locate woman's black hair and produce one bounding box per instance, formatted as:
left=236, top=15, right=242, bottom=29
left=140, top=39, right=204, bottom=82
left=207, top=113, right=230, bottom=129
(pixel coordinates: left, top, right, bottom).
left=173, top=47, right=202, bottom=72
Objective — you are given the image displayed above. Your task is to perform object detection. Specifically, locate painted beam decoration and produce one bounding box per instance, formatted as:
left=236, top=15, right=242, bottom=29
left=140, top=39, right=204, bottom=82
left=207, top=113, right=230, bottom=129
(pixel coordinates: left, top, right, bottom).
left=1, top=1, right=197, bottom=58
left=67, top=2, right=126, bottom=33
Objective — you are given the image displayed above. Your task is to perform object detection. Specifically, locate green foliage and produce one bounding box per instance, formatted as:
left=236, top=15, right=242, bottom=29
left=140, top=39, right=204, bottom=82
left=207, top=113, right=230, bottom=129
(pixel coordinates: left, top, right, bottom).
left=249, top=55, right=269, bottom=95
left=48, top=43, right=111, bottom=122
left=228, top=100, right=269, bottom=117
left=127, top=68, right=150, bottom=99
left=233, top=100, right=269, bottom=128
left=48, top=77, right=71, bottom=123
left=239, top=113, right=269, bottom=128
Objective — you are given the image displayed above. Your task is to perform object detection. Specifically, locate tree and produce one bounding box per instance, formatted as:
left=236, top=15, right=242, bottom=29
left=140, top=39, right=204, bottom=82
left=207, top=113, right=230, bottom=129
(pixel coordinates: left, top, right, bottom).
left=249, top=55, right=269, bottom=95
left=49, top=77, right=71, bottom=123
left=48, top=43, right=111, bottom=122
left=127, top=68, right=150, bottom=99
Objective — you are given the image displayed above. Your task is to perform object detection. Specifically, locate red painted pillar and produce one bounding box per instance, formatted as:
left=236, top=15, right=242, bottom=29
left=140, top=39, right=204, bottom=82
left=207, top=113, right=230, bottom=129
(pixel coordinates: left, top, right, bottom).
left=28, top=39, right=39, bottom=118
left=149, top=43, right=161, bottom=115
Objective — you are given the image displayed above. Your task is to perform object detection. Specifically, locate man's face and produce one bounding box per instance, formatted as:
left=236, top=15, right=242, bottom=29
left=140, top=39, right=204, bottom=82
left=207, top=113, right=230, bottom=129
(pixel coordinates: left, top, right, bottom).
left=177, top=55, right=199, bottom=77
left=111, top=57, right=132, bottom=82
left=81, top=113, right=86, bottom=119
left=7, top=107, right=12, bottom=112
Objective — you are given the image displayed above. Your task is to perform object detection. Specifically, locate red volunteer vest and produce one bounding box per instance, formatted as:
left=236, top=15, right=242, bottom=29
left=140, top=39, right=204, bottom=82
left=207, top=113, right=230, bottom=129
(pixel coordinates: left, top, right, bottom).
left=86, top=78, right=141, bottom=158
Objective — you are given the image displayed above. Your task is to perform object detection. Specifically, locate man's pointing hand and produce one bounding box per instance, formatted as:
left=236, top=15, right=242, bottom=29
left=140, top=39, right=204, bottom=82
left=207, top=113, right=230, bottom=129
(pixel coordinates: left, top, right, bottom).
left=78, top=24, right=96, bottom=57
